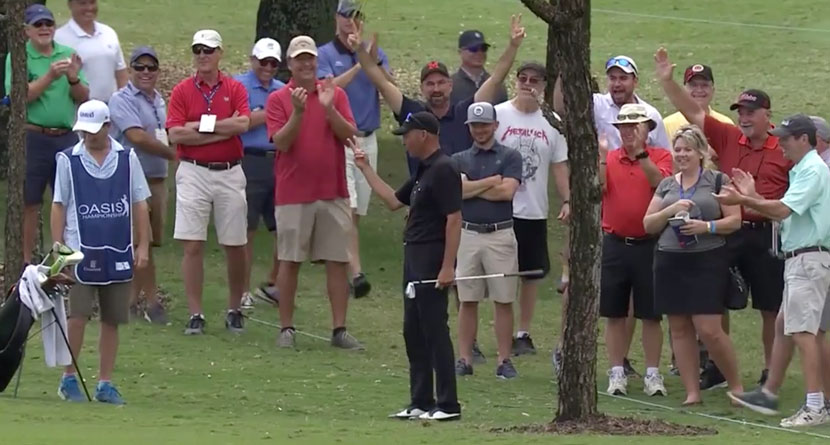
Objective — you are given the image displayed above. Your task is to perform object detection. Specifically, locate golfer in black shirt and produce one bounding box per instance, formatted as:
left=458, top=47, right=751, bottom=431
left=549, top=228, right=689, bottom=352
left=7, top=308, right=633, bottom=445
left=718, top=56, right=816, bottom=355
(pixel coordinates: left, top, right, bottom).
left=350, top=111, right=462, bottom=421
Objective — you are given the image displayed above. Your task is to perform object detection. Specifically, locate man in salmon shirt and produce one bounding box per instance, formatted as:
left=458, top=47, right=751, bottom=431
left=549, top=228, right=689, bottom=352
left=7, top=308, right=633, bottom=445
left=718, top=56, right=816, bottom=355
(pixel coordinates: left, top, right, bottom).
left=266, top=35, right=362, bottom=351
left=656, top=47, right=792, bottom=390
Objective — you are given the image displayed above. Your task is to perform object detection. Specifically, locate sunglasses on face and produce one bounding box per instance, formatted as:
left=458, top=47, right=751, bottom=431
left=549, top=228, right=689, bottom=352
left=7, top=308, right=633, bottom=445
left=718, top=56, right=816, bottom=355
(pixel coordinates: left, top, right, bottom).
left=131, top=63, right=159, bottom=72
left=465, top=45, right=488, bottom=53
left=606, top=57, right=634, bottom=69
left=616, top=113, right=647, bottom=122
left=517, top=75, right=543, bottom=85
left=192, top=46, right=216, bottom=55
left=31, top=20, right=55, bottom=28
left=258, top=58, right=279, bottom=68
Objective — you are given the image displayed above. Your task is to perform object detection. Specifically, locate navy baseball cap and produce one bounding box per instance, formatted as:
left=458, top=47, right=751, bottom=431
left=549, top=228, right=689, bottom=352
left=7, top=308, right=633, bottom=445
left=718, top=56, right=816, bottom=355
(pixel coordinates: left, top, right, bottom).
left=24, top=4, right=54, bottom=25
left=129, top=46, right=159, bottom=64
left=769, top=114, right=817, bottom=145
left=337, top=0, right=362, bottom=17
left=458, top=30, right=490, bottom=50
left=392, top=112, right=440, bottom=136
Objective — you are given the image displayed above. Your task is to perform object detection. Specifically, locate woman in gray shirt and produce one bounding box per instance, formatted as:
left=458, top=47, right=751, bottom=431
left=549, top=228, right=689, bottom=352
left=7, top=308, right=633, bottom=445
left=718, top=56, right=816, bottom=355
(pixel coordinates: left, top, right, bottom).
left=643, top=125, right=742, bottom=405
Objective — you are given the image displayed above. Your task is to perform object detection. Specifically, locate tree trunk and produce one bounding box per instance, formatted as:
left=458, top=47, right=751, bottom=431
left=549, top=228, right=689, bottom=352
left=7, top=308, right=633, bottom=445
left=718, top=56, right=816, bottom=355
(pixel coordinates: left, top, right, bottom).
left=522, top=0, right=601, bottom=422
left=4, top=0, right=28, bottom=288
left=255, top=0, right=336, bottom=83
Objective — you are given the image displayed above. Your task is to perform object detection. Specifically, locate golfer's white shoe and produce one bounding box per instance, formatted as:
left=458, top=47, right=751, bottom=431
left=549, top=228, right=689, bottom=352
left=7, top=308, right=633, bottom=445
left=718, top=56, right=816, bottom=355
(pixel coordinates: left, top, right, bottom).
left=388, top=407, right=426, bottom=420
left=606, top=370, right=628, bottom=396
left=779, top=405, right=828, bottom=428
left=643, top=373, right=667, bottom=397
left=419, top=409, right=461, bottom=421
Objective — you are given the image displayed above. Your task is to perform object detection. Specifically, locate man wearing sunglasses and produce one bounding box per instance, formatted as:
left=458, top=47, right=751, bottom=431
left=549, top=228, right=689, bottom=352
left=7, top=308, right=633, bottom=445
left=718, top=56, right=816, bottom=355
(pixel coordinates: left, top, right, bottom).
left=449, top=30, right=508, bottom=105
left=656, top=46, right=791, bottom=390
left=233, top=38, right=286, bottom=311
left=166, top=29, right=252, bottom=336
left=55, top=0, right=128, bottom=102
left=350, top=14, right=527, bottom=176
left=317, top=0, right=392, bottom=300
left=109, top=46, right=175, bottom=326
left=6, top=4, right=89, bottom=265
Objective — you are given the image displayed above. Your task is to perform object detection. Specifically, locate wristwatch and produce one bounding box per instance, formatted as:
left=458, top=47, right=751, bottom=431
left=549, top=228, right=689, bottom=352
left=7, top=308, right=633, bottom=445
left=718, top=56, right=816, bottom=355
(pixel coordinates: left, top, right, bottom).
left=635, top=151, right=649, bottom=160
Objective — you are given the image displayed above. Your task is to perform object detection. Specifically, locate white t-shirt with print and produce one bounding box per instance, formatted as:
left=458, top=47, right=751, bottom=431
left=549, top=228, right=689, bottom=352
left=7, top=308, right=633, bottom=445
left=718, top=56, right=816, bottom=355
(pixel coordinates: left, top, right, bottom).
left=495, top=101, right=568, bottom=220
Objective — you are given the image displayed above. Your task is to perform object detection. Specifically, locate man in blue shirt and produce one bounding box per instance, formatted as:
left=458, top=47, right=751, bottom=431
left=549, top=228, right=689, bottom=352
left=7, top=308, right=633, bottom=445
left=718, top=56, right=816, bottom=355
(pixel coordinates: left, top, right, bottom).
left=716, top=115, right=830, bottom=427
left=52, top=100, right=151, bottom=405
left=234, top=38, right=285, bottom=309
left=317, top=0, right=391, bottom=297
left=109, top=46, right=174, bottom=325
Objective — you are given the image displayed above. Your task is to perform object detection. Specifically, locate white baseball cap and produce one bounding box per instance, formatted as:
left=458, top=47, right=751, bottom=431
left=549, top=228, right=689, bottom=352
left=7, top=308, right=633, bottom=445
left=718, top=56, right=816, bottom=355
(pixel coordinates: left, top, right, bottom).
left=286, top=35, right=317, bottom=58
left=252, top=38, right=282, bottom=62
left=192, top=29, right=223, bottom=49
left=73, top=100, right=110, bottom=134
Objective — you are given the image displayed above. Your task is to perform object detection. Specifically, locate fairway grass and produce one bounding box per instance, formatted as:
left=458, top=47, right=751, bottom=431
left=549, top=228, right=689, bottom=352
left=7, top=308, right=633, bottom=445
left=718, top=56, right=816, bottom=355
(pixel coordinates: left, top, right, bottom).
left=4, top=0, right=830, bottom=443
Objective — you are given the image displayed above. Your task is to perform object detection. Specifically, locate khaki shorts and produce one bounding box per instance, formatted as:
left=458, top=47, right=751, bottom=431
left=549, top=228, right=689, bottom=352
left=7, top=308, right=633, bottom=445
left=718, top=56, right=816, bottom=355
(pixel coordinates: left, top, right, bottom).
left=147, top=178, right=168, bottom=247
left=456, top=227, right=519, bottom=304
left=782, top=251, right=830, bottom=335
left=173, top=161, right=247, bottom=246
left=275, top=199, right=351, bottom=263
left=68, top=282, right=132, bottom=325
left=345, top=133, right=378, bottom=216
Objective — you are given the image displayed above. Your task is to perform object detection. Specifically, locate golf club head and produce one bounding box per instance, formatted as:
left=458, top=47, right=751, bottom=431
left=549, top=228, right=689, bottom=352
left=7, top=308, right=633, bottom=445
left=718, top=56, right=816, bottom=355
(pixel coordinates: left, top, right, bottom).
left=405, top=282, right=416, bottom=299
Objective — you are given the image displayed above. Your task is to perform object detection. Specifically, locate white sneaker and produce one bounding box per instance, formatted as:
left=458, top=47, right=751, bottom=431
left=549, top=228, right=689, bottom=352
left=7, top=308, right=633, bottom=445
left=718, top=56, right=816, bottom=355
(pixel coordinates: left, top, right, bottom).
left=644, top=373, right=667, bottom=397
left=606, top=370, right=628, bottom=395
left=419, top=409, right=461, bottom=421
left=389, top=407, right=426, bottom=419
left=241, top=292, right=255, bottom=310
left=780, top=405, right=828, bottom=427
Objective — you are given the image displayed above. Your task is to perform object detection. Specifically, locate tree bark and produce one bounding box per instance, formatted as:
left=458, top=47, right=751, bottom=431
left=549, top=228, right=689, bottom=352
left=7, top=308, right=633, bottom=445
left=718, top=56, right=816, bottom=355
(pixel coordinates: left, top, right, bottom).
left=521, top=0, right=601, bottom=422
left=4, top=0, right=28, bottom=288
left=255, top=0, right=337, bottom=83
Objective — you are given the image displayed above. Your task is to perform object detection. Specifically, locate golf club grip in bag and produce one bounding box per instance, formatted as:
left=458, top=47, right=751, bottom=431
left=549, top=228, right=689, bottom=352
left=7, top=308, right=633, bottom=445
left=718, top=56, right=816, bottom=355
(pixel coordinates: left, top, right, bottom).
left=0, top=285, right=35, bottom=392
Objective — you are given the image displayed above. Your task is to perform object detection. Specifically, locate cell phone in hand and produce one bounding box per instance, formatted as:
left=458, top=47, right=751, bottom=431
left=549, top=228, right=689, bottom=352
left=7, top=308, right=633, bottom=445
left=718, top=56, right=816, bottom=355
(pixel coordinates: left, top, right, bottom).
left=667, top=216, right=686, bottom=228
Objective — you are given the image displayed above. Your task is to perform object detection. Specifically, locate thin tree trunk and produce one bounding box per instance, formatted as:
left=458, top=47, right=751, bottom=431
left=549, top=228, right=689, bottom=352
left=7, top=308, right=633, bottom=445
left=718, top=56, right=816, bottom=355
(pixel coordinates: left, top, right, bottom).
left=4, top=0, right=28, bottom=287
left=522, top=0, right=601, bottom=421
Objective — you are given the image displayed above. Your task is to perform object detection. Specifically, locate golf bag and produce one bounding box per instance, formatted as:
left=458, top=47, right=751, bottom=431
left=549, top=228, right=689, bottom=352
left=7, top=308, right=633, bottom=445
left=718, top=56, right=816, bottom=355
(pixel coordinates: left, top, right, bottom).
left=0, top=285, right=35, bottom=392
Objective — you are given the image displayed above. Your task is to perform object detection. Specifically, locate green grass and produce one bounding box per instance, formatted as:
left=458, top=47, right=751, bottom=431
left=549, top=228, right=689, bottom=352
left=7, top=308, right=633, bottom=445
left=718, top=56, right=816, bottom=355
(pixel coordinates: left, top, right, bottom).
left=3, top=0, right=830, bottom=443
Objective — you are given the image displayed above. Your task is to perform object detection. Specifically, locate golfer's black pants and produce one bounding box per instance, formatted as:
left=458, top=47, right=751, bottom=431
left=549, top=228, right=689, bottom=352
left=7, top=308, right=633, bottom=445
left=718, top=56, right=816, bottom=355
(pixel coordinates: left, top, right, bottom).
left=402, top=242, right=460, bottom=414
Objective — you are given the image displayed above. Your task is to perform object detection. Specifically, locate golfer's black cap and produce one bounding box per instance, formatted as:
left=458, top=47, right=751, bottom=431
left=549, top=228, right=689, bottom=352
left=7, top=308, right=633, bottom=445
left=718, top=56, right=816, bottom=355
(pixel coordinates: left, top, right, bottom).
left=392, top=112, right=440, bottom=136
left=769, top=114, right=817, bottom=145
left=729, top=89, right=771, bottom=111
left=516, top=61, right=546, bottom=80
left=683, top=64, right=714, bottom=84
left=458, top=30, right=489, bottom=49
left=420, top=60, right=450, bottom=82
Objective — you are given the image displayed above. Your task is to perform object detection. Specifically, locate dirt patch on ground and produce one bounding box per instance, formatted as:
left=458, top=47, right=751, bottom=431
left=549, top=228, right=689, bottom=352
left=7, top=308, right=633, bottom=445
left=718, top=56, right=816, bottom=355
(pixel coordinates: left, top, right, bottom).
left=493, top=414, right=716, bottom=436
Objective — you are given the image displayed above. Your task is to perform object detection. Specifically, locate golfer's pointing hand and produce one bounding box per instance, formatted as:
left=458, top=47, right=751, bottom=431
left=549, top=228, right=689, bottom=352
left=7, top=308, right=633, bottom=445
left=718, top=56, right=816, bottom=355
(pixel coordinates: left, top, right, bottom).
left=436, top=266, right=454, bottom=289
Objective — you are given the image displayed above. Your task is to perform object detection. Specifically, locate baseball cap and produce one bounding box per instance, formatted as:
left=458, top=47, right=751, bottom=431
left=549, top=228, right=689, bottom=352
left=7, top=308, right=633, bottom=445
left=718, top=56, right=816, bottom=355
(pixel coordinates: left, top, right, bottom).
left=465, top=102, right=497, bottom=124
left=730, top=89, right=771, bottom=110
left=458, top=30, right=490, bottom=50
left=420, top=60, right=450, bottom=82
left=24, top=4, right=54, bottom=25
left=286, top=35, right=317, bottom=58
left=605, top=55, right=638, bottom=76
left=611, top=103, right=656, bottom=131
left=683, top=64, right=714, bottom=84
left=392, top=112, right=440, bottom=136
left=769, top=114, right=817, bottom=144
left=337, top=0, right=362, bottom=17
left=517, top=61, right=546, bottom=79
left=252, top=38, right=282, bottom=62
left=129, top=46, right=159, bottom=64
left=72, top=100, right=111, bottom=134
left=192, top=29, right=223, bottom=49
left=810, top=116, right=830, bottom=141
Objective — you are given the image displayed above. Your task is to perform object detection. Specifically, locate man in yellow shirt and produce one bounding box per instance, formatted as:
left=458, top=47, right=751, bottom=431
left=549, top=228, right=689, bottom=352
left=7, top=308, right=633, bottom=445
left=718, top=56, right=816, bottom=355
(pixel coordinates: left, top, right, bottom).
left=663, top=64, right=732, bottom=139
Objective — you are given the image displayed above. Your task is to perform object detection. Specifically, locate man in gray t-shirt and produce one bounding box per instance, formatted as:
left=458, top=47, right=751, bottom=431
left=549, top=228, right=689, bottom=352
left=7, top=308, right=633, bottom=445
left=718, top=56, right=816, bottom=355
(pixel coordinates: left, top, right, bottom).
left=108, top=46, right=175, bottom=324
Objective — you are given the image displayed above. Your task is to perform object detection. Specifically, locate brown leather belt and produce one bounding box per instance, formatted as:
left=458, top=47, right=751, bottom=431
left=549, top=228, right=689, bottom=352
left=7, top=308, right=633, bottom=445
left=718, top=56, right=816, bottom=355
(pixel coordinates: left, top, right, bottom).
left=25, top=124, right=72, bottom=136
left=180, top=158, right=242, bottom=171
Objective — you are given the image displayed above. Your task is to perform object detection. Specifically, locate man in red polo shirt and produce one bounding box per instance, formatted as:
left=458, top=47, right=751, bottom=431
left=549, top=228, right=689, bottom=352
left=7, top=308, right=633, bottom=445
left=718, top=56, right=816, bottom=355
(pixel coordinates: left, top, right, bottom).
left=167, top=29, right=252, bottom=336
left=600, top=103, right=673, bottom=397
left=266, top=35, right=362, bottom=350
left=656, top=47, right=791, bottom=388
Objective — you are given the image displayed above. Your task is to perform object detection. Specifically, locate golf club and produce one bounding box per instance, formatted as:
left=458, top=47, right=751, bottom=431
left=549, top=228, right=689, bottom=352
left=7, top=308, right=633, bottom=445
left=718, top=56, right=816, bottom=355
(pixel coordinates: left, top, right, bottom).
left=405, top=269, right=544, bottom=299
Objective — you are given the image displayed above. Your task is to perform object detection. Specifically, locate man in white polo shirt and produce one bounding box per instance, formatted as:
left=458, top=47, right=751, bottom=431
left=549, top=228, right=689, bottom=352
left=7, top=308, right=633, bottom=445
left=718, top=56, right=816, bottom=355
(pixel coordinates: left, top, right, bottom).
left=55, top=0, right=127, bottom=102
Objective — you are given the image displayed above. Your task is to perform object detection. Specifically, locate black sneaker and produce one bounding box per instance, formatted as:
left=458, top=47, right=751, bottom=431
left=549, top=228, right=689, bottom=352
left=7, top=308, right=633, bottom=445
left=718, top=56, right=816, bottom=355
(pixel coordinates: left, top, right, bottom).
left=623, top=357, right=640, bottom=378
left=225, top=310, right=244, bottom=333
left=699, top=361, right=727, bottom=390
left=471, top=341, right=486, bottom=364
left=512, top=335, right=537, bottom=356
left=496, top=359, right=518, bottom=379
left=455, top=358, right=473, bottom=376
left=353, top=273, right=371, bottom=299
left=758, top=368, right=769, bottom=386
left=727, top=387, right=779, bottom=415
left=184, top=314, right=206, bottom=335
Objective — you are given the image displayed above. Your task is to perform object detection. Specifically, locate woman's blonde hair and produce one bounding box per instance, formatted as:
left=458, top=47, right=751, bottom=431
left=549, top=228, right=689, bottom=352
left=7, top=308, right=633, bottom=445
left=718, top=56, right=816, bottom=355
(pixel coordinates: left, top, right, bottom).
left=672, top=124, right=715, bottom=169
